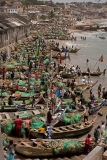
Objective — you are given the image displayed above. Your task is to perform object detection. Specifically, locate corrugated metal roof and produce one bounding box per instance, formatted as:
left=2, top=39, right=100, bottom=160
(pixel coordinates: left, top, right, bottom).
left=0, top=23, right=8, bottom=29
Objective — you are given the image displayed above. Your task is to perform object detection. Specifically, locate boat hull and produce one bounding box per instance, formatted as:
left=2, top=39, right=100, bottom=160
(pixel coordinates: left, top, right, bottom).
left=81, top=72, right=102, bottom=76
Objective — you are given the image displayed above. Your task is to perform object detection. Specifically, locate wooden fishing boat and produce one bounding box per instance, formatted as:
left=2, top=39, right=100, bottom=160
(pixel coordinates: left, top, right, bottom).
left=61, top=72, right=76, bottom=78
left=69, top=48, right=80, bottom=53
left=89, top=99, right=106, bottom=115
left=51, top=47, right=60, bottom=52
left=75, top=84, right=89, bottom=95
left=15, top=138, right=93, bottom=158
left=0, top=105, right=17, bottom=112
left=81, top=72, right=103, bottom=76
left=30, top=116, right=97, bottom=139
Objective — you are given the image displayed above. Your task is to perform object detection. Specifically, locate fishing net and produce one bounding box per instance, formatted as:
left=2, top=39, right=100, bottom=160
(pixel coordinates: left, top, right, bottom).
left=30, top=117, right=44, bottom=129
left=1, top=120, right=14, bottom=136
left=53, top=140, right=81, bottom=154
left=1, top=92, right=9, bottom=97
left=21, top=123, right=25, bottom=135
left=62, top=113, right=81, bottom=125
left=15, top=112, right=32, bottom=119
left=2, top=133, right=8, bottom=146
left=20, top=92, right=35, bottom=97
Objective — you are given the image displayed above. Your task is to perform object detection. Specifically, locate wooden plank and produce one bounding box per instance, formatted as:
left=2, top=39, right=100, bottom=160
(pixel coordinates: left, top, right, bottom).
left=21, top=142, right=31, bottom=147
left=4, top=113, right=10, bottom=119
left=32, top=110, right=40, bottom=115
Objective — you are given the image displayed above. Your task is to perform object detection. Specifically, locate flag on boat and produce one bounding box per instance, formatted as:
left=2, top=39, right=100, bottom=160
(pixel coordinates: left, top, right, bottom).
left=99, top=55, right=103, bottom=62
left=55, top=87, right=60, bottom=98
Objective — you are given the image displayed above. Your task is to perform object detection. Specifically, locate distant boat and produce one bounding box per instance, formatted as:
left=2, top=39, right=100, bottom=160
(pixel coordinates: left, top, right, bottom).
left=99, top=36, right=106, bottom=39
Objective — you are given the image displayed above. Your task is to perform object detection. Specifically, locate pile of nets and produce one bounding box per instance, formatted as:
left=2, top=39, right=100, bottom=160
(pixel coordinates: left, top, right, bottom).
left=62, top=113, right=81, bottom=125
left=1, top=119, right=25, bottom=136
left=1, top=120, right=14, bottom=136
left=2, top=133, right=8, bottom=146
left=54, top=140, right=81, bottom=154
left=30, top=117, right=44, bottom=129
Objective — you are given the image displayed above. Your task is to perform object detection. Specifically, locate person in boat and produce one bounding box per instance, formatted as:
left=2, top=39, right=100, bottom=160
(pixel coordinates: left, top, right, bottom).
left=24, top=117, right=31, bottom=138
left=85, top=134, right=91, bottom=155
left=86, top=59, right=89, bottom=63
left=32, top=96, right=35, bottom=108
left=67, top=80, right=71, bottom=87
left=76, top=65, right=79, bottom=70
left=11, top=71, right=14, bottom=80
left=97, top=67, right=100, bottom=72
left=4, top=140, right=14, bottom=160
left=14, top=115, right=23, bottom=138
left=8, top=95, right=13, bottom=105
left=80, top=94, right=85, bottom=105
left=87, top=68, right=90, bottom=73
left=46, top=125, right=52, bottom=139
left=90, top=93, right=95, bottom=103
left=47, top=108, right=52, bottom=125
left=94, top=126, right=100, bottom=143
left=53, top=61, right=56, bottom=68
left=103, top=69, right=106, bottom=75
left=71, top=80, right=75, bottom=90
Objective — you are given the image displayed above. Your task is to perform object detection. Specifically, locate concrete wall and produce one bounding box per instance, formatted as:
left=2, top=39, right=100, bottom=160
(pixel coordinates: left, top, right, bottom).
left=83, top=146, right=103, bottom=160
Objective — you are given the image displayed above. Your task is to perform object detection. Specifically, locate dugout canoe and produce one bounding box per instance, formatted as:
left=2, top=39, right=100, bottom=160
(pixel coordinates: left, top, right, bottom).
left=81, top=72, right=103, bottom=76
left=61, top=73, right=76, bottom=78
left=30, top=116, right=97, bottom=139
left=0, top=105, right=17, bottom=112
left=89, top=99, right=106, bottom=115
left=15, top=138, right=93, bottom=158
left=69, top=49, right=80, bottom=53
left=51, top=47, right=60, bottom=52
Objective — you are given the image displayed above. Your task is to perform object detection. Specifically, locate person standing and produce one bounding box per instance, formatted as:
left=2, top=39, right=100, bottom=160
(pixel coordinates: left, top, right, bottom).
left=85, top=134, right=91, bottom=155
left=24, top=117, right=31, bottom=138
left=101, top=122, right=105, bottom=136
left=94, top=126, right=100, bottom=143
left=14, top=115, right=23, bottom=138
left=4, top=140, right=14, bottom=160
left=47, top=108, right=52, bottom=125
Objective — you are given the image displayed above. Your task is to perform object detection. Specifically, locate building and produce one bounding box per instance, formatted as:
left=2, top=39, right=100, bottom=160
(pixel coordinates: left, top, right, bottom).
left=8, top=8, right=18, bottom=13
left=0, top=13, right=30, bottom=47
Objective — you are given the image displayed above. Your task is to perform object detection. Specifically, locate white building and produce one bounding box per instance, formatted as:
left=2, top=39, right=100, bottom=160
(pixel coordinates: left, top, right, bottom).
left=9, top=8, right=18, bottom=13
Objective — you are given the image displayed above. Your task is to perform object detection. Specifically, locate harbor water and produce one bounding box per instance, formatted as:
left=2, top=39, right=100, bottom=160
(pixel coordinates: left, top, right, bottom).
left=63, top=30, right=107, bottom=95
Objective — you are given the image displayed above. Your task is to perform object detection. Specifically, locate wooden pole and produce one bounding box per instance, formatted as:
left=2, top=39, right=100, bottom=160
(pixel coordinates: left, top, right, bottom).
left=91, top=59, right=99, bottom=72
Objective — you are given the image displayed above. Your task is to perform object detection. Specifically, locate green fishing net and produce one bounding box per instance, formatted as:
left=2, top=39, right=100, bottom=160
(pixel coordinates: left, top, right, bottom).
left=62, top=113, right=81, bottom=125
left=21, top=123, right=25, bottom=135
left=30, top=117, right=44, bottom=129
left=1, top=120, right=14, bottom=136
left=2, top=133, right=8, bottom=146
left=1, top=92, right=9, bottom=97
left=53, top=140, right=81, bottom=154
left=63, top=140, right=81, bottom=149
left=20, top=92, right=35, bottom=97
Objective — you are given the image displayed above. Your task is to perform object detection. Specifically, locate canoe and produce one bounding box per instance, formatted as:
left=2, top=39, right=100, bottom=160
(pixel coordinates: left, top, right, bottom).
left=0, top=105, right=17, bottom=112
left=51, top=47, right=60, bottom=52
left=15, top=138, right=93, bottom=158
left=89, top=99, right=106, bottom=115
left=16, top=97, right=46, bottom=111
left=81, top=72, right=103, bottom=76
left=69, top=49, right=80, bottom=53
left=30, top=116, right=97, bottom=139
left=61, top=73, right=76, bottom=78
